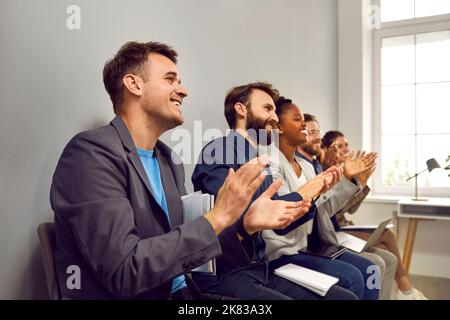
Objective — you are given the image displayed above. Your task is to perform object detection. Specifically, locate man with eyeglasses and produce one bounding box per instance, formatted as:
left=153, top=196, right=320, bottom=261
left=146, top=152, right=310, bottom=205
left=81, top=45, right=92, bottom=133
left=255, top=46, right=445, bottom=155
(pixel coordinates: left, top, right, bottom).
left=296, top=114, right=399, bottom=300
left=295, top=114, right=326, bottom=168
left=297, top=113, right=338, bottom=168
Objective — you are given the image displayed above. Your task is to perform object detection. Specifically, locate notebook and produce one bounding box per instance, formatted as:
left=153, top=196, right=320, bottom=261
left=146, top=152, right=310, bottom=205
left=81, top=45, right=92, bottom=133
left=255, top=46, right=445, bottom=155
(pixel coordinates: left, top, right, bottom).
left=181, top=192, right=216, bottom=274
left=336, top=218, right=392, bottom=253
left=274, top=263, right=339, bottom=297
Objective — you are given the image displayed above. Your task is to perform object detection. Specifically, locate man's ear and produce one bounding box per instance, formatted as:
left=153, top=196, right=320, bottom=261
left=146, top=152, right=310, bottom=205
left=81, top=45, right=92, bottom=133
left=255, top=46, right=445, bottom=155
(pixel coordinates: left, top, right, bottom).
left=122, top=74, right=143, bottom=97
left=234, top=102, right=247, bottom=120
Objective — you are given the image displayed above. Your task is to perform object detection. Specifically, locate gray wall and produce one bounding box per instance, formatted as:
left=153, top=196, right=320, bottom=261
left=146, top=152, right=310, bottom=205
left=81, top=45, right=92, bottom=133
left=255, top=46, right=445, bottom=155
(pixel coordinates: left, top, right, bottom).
left=0, top=0, right=338, bottom=299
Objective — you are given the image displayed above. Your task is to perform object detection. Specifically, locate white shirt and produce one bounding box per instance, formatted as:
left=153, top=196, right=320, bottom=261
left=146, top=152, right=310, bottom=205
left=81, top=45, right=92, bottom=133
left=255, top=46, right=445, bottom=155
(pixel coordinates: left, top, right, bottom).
left=262, top=146, right=312, bottom=261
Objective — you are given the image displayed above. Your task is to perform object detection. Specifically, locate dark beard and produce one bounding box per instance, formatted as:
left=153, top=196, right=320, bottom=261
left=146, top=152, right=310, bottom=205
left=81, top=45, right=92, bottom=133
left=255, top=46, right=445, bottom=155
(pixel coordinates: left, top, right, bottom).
left=246, top=110, right=277, bottom=146
left=301, top=142, right=322, bottom=157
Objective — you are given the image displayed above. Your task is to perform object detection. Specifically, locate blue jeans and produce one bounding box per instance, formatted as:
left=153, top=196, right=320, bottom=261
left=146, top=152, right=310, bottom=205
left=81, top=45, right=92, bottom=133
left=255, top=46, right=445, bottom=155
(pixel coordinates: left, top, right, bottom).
left=338, top=251, right=380, bottom=300
left=192, top=265, right=358, bottom=300
left=270, top=251, right=379, bottom=300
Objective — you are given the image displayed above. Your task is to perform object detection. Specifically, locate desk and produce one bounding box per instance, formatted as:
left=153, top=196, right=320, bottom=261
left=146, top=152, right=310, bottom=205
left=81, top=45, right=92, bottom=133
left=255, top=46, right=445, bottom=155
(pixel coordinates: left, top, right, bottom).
left=397, top=198, right=450, bottom=272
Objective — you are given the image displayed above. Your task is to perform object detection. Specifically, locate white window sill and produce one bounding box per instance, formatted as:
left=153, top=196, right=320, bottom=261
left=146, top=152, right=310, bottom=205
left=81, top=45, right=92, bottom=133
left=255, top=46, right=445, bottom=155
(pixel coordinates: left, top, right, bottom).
left=364, top=195, right=403, bottom=204
left=364, top=194, right=450, bottom=204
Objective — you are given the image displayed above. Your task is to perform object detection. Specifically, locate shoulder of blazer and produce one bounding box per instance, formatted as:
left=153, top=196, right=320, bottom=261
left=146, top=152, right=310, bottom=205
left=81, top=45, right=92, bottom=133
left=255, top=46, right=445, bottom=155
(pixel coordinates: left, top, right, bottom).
left=108, top=115, right=186, bottom=188
left=67, top=122, right=125, bottom=159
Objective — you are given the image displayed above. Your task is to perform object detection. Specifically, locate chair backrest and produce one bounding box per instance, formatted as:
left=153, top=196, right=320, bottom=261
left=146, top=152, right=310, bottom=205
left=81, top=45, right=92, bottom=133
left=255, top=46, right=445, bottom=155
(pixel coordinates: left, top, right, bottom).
left=36, top=223, right=233, bottom=300
left=37, top=222, right=60, bottom=299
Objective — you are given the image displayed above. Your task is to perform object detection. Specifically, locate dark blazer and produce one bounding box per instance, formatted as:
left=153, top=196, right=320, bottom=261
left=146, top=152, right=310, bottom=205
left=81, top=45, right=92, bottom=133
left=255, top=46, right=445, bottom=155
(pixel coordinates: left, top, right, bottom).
left=50, top=116, right=222, bottom=299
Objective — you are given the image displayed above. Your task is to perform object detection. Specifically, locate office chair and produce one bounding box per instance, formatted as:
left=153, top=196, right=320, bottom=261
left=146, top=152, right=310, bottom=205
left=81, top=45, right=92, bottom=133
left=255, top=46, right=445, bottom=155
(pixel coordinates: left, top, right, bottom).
left=37, top=222, right=60, bottom=300
left=36, top=222, right=236, bottom=300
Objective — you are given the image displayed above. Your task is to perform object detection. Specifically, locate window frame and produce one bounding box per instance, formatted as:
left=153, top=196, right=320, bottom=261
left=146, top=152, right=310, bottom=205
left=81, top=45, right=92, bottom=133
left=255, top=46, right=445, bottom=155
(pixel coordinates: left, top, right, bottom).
left=372, top=0, right=450, bottom=197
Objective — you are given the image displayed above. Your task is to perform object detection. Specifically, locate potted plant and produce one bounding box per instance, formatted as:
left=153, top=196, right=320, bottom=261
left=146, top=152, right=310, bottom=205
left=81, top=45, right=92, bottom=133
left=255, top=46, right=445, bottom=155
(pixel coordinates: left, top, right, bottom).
left=447, top=155, right=450, bottom=177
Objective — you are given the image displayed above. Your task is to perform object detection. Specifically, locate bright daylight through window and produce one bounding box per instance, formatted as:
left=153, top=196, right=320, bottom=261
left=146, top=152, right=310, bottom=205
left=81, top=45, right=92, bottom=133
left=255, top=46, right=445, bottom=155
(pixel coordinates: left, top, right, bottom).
left=376, top=0, right=450, bottom=195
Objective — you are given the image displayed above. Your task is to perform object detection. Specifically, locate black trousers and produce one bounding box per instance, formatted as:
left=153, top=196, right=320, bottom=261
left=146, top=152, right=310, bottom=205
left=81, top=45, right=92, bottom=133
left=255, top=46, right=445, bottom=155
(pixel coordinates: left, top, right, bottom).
left=170, top=286, right=194, bottom=300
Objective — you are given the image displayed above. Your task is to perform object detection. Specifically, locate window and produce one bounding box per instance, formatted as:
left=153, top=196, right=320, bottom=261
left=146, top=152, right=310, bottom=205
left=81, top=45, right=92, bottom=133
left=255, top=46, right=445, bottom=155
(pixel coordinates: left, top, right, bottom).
left=374, top=1, right=450, bottom=196
left=381, top=0, right=450, bottom=23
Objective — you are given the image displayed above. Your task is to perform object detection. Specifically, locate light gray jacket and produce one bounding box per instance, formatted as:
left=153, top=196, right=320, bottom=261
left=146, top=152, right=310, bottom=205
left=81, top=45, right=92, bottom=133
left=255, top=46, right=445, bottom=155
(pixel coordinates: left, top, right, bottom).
left=262, top=147, right=360, bottom=261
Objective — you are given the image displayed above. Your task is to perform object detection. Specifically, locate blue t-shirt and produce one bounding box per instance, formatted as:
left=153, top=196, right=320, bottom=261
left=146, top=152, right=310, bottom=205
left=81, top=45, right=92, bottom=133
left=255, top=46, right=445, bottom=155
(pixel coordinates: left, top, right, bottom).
left=136, top=148, right=186, bottom=293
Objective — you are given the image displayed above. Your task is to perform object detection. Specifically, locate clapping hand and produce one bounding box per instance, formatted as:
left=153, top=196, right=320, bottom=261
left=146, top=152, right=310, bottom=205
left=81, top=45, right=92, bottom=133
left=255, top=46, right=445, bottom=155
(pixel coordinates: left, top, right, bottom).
left=243, top=179, right=312, bottom=235
left=206, top=156, right=269, bottom=235
left=321, top=143, right=340, bottom=170
left=319, top=165, right=343, bottom=192
left=354, top=152, right=377, bottom=187
left=296, top=165, right=341, bottom=201
left=343, top=151, right=376, bottom=180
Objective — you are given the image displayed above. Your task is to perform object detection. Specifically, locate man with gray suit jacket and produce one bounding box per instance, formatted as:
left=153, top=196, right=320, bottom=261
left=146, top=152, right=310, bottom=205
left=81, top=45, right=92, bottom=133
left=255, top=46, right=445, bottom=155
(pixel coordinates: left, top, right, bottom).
left=50, top=41, right=311, bottom=299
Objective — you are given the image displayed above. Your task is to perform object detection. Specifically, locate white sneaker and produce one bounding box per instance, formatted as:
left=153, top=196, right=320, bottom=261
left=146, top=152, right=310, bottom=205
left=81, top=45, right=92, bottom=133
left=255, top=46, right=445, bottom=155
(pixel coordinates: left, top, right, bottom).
left=412, top=288, right=428, bottom=300
left=397, top=288, right=428, bottom=300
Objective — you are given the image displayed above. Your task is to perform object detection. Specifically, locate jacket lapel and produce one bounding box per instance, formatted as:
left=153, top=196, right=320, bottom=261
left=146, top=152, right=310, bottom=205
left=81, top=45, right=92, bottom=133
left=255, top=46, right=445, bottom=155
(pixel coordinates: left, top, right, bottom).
left=127, top=152, right=159, bottom=203
left=110, top=116, right=171, bottom=228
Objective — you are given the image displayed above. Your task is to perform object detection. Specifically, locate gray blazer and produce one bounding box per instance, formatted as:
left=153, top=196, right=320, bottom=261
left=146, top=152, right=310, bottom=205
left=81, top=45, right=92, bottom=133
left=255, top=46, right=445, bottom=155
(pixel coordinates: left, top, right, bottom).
left=263, top=147, right=360, bottom=260
left=262, top=148, right=360, bottom=261
left=50, top=116, right=222, bottom=299
left=334, top=186, right=371, bottom=226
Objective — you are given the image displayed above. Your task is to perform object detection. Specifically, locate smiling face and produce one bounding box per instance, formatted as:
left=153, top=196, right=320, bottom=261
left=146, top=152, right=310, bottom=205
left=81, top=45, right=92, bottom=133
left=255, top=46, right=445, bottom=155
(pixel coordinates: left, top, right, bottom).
left=278, top=103, right=308, bottom=147
left=301, top=120, right=322, bottom=157
left=334, top=135, right=350, bottom=159
left=140, top=53, right=188, bottom=130
left=245, top=89, right=279, bottom=145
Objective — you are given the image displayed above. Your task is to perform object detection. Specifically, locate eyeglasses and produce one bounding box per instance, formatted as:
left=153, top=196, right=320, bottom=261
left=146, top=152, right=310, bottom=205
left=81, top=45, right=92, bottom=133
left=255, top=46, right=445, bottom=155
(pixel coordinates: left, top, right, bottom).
left=307, top=130, right=322, bottom=137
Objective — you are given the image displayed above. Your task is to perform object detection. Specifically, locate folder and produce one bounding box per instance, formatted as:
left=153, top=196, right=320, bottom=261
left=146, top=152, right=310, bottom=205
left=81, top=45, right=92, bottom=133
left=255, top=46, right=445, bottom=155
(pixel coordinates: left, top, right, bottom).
left=274, top=263, right=339, bottom=297
left=181, top=192, right=216, bottom=274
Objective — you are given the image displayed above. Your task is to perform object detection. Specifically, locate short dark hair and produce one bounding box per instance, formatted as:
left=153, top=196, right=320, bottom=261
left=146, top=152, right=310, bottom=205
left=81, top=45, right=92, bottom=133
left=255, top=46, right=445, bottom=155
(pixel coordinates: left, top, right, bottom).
left=224, top=82, right=279, bottom=128
left=321, top=130, right=344, bottom=149
left=304, top=113, right=318, bottom=123
left=103, top=41, right=178, bottom=114
left=275, top=96, right=293, bottom=120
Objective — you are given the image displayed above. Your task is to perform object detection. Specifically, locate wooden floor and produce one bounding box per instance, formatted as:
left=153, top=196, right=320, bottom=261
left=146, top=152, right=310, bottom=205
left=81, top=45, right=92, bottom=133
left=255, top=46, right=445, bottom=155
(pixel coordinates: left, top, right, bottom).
left=409, top=275, right=450, bottom=300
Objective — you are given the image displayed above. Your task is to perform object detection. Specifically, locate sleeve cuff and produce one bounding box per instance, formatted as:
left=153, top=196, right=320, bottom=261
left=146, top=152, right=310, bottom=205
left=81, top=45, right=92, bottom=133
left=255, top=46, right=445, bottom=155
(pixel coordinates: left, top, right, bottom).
left=235, top=215, right=254, bottom=241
